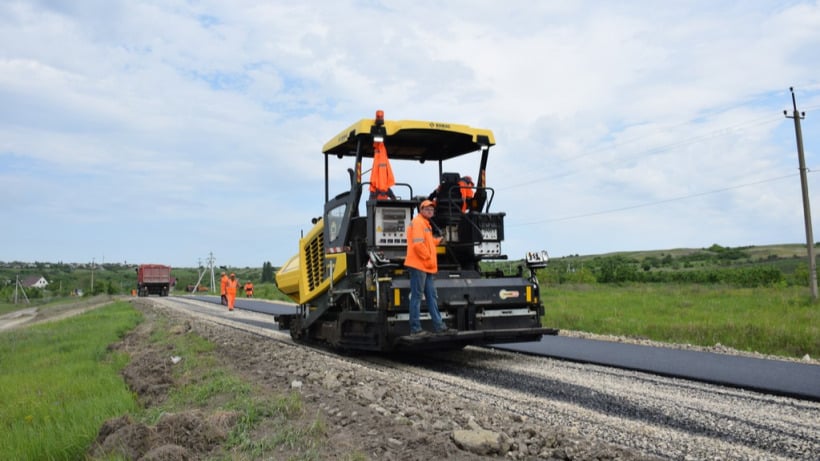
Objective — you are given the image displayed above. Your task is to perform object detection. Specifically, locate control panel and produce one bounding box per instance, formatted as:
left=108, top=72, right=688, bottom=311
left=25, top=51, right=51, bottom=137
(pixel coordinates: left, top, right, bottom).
left=374, top=206, right=410, bottom=247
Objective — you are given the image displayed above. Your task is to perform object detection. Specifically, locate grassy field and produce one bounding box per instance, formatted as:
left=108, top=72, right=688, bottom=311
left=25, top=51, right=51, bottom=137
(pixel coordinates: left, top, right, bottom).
left=591, top=243, right=810, bottom=260
left=542, top=283, right=820, bottom=359
left=0, top=302, right=142, bottom=459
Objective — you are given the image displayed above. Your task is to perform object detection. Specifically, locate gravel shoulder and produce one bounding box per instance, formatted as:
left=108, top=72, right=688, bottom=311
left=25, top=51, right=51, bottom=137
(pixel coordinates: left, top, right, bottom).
left=126, top=297, right=655, bottom=460
left=128, top=297, right=820, bottom=460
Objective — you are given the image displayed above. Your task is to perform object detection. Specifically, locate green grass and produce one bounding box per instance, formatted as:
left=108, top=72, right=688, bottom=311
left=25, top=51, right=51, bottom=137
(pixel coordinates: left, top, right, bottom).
left=543, top=283, right=820, bottom=358
left=0, top=301, right=142, bottom=460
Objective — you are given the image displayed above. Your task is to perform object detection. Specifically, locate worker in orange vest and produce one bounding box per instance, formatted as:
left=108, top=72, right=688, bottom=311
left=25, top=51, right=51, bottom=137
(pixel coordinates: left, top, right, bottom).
left=226, top=273, right=239, bottom=311
left=220, top=272, right=229, bottom=305
left=458, top=176, right=475, bottom=212
left=404, top=200, right=450, bottom=336
left=244, top=281, right=254, bottom=298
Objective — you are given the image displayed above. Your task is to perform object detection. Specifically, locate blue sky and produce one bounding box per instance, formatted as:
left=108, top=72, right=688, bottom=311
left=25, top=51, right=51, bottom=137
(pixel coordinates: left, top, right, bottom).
left=2, top=0, right=820, bottom=268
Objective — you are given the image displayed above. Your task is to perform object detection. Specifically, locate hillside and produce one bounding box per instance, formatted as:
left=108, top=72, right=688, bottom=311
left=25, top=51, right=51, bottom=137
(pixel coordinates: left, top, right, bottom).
left=584, top=243, right=810, bottom=262
left=550, top=243, right=813, bottom=273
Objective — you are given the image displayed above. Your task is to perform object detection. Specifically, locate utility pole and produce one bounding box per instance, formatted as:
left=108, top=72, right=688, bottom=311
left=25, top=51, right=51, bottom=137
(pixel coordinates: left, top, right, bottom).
left=784, top=86, right=817, bottom=301
left=208, top=252, right=216, bottom=293
left=192, top=258, right=206, bottom=293
left=191, top=253, right=217, bottom=294
left=14, top=275, right=30, bottom=304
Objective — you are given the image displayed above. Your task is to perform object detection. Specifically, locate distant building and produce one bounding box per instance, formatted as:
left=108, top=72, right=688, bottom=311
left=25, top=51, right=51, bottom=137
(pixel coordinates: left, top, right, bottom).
left=21, top=275, right=49, bottom=289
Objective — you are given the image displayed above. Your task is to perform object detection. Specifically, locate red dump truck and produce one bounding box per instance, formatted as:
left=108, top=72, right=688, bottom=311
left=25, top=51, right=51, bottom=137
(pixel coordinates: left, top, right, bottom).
left=136, top=264, right=172, bottom=297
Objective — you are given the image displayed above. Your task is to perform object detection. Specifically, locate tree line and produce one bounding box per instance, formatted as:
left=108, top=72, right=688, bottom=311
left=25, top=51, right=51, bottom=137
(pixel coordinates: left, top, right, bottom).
left=538, top=244, right=812, bottom=288
left=1, top=261, right=280, bottom=302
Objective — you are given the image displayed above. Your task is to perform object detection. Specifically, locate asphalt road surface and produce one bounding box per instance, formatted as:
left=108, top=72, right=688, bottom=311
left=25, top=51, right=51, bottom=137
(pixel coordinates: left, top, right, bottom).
left=181, top=295, right=820, bottom=401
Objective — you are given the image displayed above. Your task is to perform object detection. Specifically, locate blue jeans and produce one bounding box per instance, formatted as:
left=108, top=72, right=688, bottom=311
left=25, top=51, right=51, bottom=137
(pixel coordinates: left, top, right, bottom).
left=408, top=268, right=445, bottom=333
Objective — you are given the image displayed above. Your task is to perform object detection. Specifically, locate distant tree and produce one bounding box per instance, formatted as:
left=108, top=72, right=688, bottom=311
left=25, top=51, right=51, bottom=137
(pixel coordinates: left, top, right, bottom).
left=594, top=256, right=639, bottom=283
left=261, top=261, right=274, bottom=283
left=643, top=256, right=661, bottom=270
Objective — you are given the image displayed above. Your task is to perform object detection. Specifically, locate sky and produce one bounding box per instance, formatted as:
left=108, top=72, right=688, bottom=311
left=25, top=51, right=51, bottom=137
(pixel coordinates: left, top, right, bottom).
left=2, top=0, right=820, bottom=269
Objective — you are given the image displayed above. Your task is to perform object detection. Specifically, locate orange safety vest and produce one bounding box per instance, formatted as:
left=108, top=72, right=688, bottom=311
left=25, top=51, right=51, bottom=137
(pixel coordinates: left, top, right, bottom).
left=404, top=213, right=440, bottom=273
left=227, top=279, right=239, bottom=296
left=459, top=178, right=475, bottom=212
left=220, top=275, right=228, bottom=295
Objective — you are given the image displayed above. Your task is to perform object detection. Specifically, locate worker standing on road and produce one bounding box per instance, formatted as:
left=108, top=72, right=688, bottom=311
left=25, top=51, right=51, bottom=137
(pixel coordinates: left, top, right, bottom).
left=226, top=273, right=239, bottom=311
left=244, top=281, right=254, bottom=298
left=404, top=199, right=450, bottom=336
left=220, top=272, right=229, bottom=306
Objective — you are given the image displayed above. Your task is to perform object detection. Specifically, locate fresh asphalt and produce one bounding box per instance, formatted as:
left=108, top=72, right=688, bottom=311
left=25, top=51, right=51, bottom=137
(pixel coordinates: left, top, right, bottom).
left=180, top=295, right=820, bottom=402
left=494, top=337, right=820, bottom=402
left=187, top=295, right=299, bottom=317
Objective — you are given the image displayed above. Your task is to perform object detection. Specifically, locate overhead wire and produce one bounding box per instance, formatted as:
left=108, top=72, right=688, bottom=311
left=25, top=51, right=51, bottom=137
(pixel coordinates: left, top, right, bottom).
left=505, top=99, right=820, bottom=227
left=514, top=172, right=801, bottom=226
left=505, top=114, right=785, bottom=191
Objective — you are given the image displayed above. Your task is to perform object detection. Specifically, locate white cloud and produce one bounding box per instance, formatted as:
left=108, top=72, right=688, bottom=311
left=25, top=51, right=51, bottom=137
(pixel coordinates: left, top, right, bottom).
left=1, top=0, right=819, bottom=267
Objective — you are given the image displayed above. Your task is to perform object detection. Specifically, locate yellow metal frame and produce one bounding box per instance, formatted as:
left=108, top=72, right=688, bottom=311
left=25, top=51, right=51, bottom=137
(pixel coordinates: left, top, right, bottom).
left=275, top=218, right=348, bottom=305
left=279, top=113, right=496, bottom=305
left=274, top=254, right=300, bottom=298
left=322, top=117, right=495, bottom=158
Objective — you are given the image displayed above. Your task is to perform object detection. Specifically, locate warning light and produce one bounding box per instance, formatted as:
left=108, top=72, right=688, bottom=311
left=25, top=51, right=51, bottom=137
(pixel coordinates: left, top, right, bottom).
left=375, top=110, right=384, bottom=126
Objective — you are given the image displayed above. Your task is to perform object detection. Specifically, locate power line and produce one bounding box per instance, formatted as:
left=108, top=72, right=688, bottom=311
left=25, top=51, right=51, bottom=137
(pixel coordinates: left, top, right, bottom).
left=505, top=114, right=784, bottom=191
left=513, top=172, right=798, bottom=226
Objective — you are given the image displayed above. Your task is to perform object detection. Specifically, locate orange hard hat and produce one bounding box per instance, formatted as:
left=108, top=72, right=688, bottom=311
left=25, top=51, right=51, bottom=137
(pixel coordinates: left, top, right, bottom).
left=419, top=199, right=435, bottom=210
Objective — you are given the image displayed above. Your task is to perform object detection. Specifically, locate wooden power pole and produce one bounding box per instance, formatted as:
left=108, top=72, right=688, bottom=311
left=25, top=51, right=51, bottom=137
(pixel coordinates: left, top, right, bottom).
left=784, top=87, right=817, bottom=301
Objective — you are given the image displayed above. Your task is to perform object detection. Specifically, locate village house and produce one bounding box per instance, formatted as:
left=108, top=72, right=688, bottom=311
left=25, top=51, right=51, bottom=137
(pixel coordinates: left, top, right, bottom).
left=21, top=275, right=49, bottom=289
